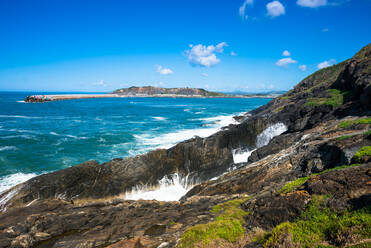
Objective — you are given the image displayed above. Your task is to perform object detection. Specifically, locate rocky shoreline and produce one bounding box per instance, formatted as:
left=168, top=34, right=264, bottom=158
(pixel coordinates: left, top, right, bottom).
left=1, top=44, right=371, bottom=248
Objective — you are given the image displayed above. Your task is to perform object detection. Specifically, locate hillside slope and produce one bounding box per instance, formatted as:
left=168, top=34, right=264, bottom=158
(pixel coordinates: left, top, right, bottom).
left=0, top=44, right=370, bottom=248
left=113, top=86, right=226, bottom=97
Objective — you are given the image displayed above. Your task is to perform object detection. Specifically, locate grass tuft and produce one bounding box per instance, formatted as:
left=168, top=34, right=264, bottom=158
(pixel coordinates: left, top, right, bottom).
left=279, top=164, right=361, bottom=194
left=179, top=198, right=249, bottom=248
left=305, top=89, right=348, bottom=107
left=339, top=118, right=371, bottom=129
left=351, top=146, right=371, bottom=164
left=262, top=195, right=371, bottom=247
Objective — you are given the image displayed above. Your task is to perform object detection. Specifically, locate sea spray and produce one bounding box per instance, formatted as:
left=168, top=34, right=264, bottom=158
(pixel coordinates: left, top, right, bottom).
left=256, top=123, right=288, bottom=147
left=125, top=173, right=193, bottom=201
left=232, top=123, right=287, bottom=163
left=0, top=172, right=38, bottom=193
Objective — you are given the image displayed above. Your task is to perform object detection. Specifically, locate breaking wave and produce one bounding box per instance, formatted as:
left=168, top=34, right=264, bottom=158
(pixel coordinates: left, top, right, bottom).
left=232, top=122, right=287, bottom=163
left=125, top=173, right=190, bottom=201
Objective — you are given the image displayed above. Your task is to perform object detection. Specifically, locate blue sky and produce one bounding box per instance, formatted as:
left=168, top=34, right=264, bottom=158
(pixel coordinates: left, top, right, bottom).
left=0, top=0, right=370, bottom=92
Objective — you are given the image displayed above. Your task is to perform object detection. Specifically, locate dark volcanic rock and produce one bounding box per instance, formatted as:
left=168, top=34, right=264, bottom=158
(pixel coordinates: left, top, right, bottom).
left=243, top=163, right=371, bottom=231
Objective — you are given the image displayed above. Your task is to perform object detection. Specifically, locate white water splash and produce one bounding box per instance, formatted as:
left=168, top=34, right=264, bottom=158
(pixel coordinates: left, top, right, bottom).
left=125, top=173, right=190, bottom=201
left=256, top=123, right=287, bottom=147
left=232, top=123, right=287, bottom=163
left=0, top=188, right=19, bottom=212
left=232, top=148, right=256, bottom=164
left=134, top=114, right=239, bottom=150
left=0, top=172, right=38, bottom=193
left=152, top=116, right=167, bottom=121
left=0, top=146, right=17, bottom=152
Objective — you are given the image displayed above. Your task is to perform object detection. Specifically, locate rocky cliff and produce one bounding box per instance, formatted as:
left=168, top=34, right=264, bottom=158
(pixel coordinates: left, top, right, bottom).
left=0, top=44, right=370, bottom=248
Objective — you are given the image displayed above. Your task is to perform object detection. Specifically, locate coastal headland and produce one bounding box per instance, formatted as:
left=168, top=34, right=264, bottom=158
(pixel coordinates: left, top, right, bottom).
left=24, top=86, right=278, bottom=102
left=1, top=44, right=370, bottom=248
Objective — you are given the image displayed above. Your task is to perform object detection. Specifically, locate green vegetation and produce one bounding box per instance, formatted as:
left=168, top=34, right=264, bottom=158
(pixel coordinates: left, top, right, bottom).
left=306, top=89, right=348, bottom=107
left=280, top=96, right=290, bottom=100
left=179, top=198, right=249, bottom=248
left=278, top=176, right=310, bottom=194
left=352, top=146, right=371, bottom=163
left=273, top=106, right=284, bottom=113
left=262, top=195, right=371, bottom=247
left=339, top=118, right=371, bottom=128
left=279, top=164, right=361, bottom=194
left=336, top=134, right=354, bottom=141
left=336, top=130, right=371, bottom=141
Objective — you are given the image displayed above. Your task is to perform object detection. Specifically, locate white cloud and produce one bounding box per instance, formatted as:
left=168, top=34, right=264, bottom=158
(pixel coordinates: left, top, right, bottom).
left=322, top=28, right=329, bottom=32
left=94, top=80, right=107, bottom=87
left=156, top=65, right=173, bottom=75
left=276, top=57, right=297, bottom=67
left=185, top=42, right=228, bottom=67
left=266, top=1, right=285, bottom=17
left=239, top=0, right=254, bottom=19
left=282, top=50, right=291, bottom=56
left=299, top=65, right=307, bottom=71
left=201, top=73, right=209, bottom=77
left=297, top=0, right=327, bottom=8
left=216, top=42, right=228, bottom=52
left=317, top=59, right=336, bottom=69
left=230, top=51, right=237, bottom=56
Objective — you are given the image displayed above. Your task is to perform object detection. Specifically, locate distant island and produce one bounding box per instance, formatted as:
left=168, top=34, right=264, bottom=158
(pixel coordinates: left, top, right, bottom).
left=112, top=86, right=225, bottom=97
left=24, top=86, right=280, bottom=102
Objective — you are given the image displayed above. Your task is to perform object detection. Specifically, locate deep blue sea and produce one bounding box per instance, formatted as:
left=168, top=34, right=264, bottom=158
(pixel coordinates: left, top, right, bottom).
left=0, top=92, right=271, bottom=192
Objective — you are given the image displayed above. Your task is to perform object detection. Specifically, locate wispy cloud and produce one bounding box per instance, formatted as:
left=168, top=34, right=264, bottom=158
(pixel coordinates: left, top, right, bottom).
left=201, top=73, right=209, bottom=77
left=239, top=0, right=254, bottom=20
left=317, top=59, right=336, bottom=69
left=156, top=65, right=173, bottom=75
left=266, top=1, right=285, bottom=17
left=94, top=80, right=107, bottom=87
left=282, top=50, right=291, bottom=56
left=299, top=65, right=307, bottom=71
left=185, top=42, right=228, bottom=67
left=276, top=57, right=297, bottom=67
left=297, top=0, right=327, bottom=8
left=230, top=51, right=238, bottom=56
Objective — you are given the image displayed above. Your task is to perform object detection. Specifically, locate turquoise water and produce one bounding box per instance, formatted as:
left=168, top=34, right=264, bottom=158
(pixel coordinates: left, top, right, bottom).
left=0, top=92, right=271, bottom=191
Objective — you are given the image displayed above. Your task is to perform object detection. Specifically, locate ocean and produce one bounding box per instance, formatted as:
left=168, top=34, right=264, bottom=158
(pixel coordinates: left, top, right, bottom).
left=0, top=92, right=271, bottom=193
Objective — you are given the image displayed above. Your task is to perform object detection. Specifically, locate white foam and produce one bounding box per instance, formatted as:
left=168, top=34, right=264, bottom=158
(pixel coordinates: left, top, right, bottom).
left=0, top=188, right=19, bottom=212
left=0, top=115, right=41, bottom=119
left=232, top=148, right=256, bottom=163
left=256, top=123, right=287, bottom=148
left=152, top=116, right=167, bottom=121
left=0, top=134, right=38, bottom=140
left=125, top=173, right=189, bottom=201
left=0, top=146, right=17, bottom=152
left=16, top=101, right=26, bottom=103
left=0, top=172, right=38, bottom=193
left=135, top=114, right=239, bottom=150
left=232, top=122, right=287, bottom=164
